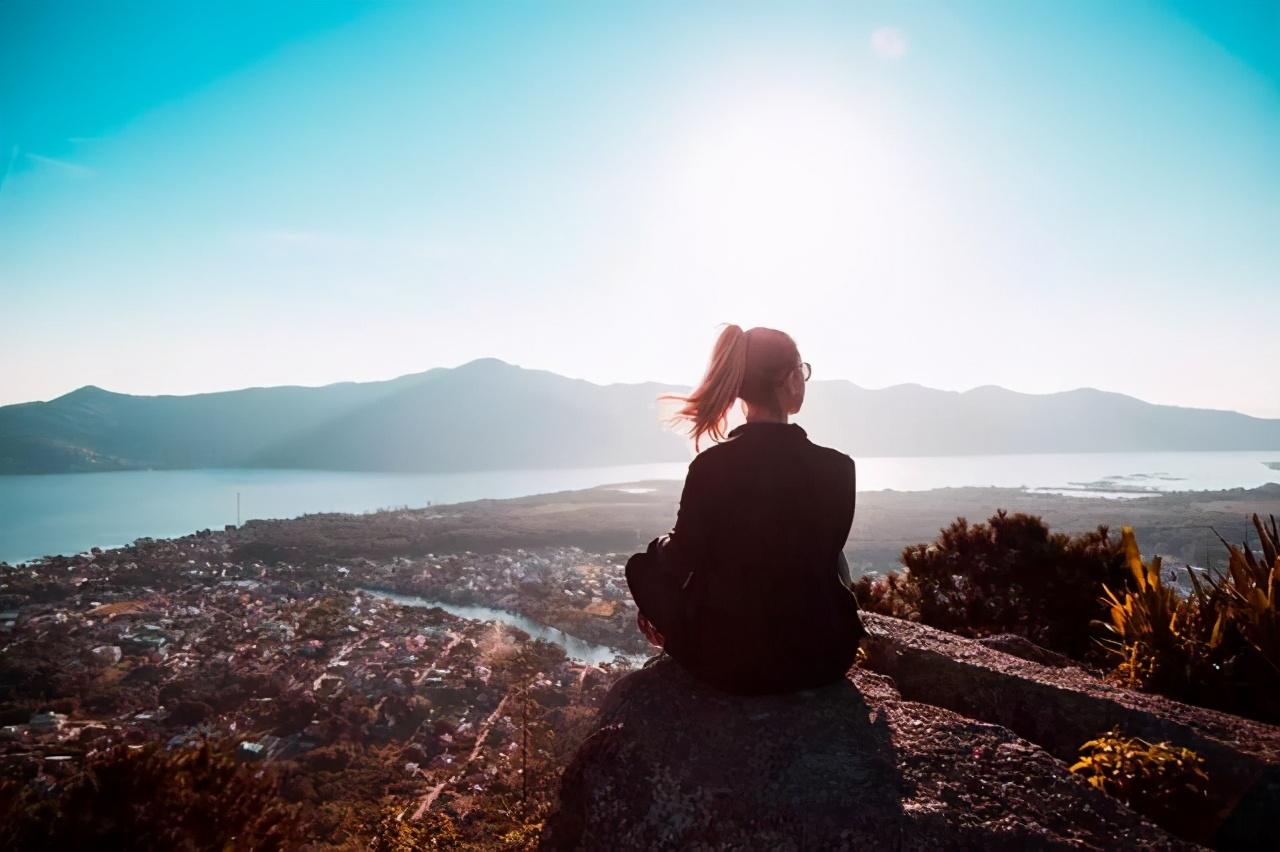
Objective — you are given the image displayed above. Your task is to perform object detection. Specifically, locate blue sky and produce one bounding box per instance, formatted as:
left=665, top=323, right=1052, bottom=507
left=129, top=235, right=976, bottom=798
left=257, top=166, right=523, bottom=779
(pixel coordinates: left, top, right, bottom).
left=2, top=1, right=1278, bottom=416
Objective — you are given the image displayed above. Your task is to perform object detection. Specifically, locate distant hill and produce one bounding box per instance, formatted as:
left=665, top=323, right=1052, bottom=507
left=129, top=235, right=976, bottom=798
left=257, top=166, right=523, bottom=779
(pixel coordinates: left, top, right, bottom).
left=2, top=358, right=1279, bottom=474
left=798, top=382, right=1280, bottom=457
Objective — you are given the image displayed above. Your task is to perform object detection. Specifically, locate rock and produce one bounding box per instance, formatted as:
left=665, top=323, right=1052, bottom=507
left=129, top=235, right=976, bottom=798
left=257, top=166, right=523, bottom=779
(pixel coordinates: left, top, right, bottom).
left=976, top=634, right=1080, bottom=669
left=860, top=613, right=1280, bottom=849
left=541, top=656, right=1190, bottom=851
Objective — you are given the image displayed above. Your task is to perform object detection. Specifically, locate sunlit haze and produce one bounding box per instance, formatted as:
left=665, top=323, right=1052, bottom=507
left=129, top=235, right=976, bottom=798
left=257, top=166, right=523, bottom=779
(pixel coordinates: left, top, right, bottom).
left=2, top=1, right=1278, bottom=415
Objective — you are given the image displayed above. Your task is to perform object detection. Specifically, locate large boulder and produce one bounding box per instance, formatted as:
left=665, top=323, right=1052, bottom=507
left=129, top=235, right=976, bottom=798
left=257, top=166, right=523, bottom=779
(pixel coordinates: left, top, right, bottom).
left=541, top=656, right=1190, bottom=851
left=860, top=613, right=1280, bottom=849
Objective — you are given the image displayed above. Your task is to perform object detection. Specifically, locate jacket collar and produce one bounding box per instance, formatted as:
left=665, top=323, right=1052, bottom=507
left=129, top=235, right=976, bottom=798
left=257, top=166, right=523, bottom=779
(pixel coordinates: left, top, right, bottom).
left=727, top=421, right=807, bottom=440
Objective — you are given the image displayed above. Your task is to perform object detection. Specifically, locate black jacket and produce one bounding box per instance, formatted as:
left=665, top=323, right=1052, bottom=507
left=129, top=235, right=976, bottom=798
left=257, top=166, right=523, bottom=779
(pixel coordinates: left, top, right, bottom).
left=654, top=421, right=866, bottom=693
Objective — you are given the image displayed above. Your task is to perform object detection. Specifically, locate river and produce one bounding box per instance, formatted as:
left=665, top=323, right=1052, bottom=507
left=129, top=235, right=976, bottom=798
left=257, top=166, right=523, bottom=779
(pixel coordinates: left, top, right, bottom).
left=358, top=588, right=646, bottom=666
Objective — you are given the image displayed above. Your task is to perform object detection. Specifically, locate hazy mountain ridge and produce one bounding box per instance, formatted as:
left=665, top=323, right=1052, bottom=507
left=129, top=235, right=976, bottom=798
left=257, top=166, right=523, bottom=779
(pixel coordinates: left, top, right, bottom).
left=2, top=358, right=1278, bottom=474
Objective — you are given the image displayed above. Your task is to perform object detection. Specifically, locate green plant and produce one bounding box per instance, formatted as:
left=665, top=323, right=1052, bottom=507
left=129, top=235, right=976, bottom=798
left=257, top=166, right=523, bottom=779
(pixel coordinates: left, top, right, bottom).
left=1099, top=526, right=1194, bottom=691
left=1098, top=520, right=1280, bottom=722
left=1198, top=514, right=1280, bottom=679
left=1070, top=729, right=1210, bottom=840
left=856, top=512, right=1127, bottom=659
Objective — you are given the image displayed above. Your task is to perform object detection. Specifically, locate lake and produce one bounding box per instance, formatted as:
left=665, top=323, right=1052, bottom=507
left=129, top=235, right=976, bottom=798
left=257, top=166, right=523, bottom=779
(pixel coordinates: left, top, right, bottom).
left=1, top=450, right=1277, bottom=565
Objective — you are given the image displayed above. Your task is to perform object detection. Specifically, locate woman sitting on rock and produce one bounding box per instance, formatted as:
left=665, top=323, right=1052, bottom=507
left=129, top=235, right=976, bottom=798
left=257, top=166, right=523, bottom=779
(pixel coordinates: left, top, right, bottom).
left=626, top=324, right=867, bottom=694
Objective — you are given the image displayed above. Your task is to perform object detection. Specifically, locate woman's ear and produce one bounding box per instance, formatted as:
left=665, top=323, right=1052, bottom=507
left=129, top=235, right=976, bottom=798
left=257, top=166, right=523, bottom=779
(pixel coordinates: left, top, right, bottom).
left=789, top=370, right=806, bottom=414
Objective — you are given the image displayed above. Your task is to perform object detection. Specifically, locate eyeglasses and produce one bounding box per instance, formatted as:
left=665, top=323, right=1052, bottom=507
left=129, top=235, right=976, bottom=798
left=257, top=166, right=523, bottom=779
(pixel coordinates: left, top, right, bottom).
left=774, top=361, right=811, bottom=385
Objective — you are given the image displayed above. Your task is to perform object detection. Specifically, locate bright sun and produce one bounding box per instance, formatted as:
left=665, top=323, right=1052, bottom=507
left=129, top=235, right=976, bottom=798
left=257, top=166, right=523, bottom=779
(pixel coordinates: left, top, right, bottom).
left=651, top=87, right=943, bottom=313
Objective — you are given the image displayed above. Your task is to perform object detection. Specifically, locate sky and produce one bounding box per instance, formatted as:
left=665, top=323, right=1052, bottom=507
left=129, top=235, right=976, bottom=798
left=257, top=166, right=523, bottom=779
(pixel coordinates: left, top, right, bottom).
left=2, top=1, right=1278, bottom=416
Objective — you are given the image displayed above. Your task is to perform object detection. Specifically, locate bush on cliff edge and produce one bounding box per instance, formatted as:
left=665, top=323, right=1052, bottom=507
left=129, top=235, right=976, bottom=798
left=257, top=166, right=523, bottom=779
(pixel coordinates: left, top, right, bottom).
left=854, top=511, right=1127, bottom=660
left=1101, top=519, right=1280, bottom=723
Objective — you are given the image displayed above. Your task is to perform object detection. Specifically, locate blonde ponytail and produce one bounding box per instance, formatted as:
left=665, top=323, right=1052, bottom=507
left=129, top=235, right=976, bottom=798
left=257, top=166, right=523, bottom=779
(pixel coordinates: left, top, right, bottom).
left=660, top=323, right=751, bottom=451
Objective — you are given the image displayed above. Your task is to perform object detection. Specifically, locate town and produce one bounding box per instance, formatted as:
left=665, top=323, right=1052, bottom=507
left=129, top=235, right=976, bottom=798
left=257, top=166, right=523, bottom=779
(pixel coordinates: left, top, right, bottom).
left=0, top=526, right=642, bottom=847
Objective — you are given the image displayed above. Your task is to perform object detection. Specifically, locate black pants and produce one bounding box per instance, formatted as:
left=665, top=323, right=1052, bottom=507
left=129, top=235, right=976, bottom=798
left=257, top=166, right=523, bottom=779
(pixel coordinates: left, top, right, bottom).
left=627, top=538, right=867, bottom=693
left=625, top=536, right=691, bottom=646
left=627, top=544, right=856, bottom=636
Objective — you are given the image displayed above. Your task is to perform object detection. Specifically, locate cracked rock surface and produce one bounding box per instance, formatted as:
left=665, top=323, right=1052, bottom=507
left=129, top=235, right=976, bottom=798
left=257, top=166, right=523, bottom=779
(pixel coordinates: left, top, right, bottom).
left=541, top=653, right=1195, bottom=850
left=860, top=613, right=1280, bottom=848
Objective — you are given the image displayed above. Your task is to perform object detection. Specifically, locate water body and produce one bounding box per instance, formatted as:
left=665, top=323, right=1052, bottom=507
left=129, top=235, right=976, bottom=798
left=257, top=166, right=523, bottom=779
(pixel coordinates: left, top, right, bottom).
left=856, top=450, right=1280, bottom=498
left=1, top=451, right=1276, bottom=565
left=0, top=463, right=688, bottom=566
left=359, top=588, right=645, bottom=667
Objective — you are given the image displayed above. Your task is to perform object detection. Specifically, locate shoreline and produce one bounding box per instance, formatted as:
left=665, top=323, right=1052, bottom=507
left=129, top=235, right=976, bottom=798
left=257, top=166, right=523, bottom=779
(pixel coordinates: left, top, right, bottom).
left=6, top=479, right=1279, bottom=573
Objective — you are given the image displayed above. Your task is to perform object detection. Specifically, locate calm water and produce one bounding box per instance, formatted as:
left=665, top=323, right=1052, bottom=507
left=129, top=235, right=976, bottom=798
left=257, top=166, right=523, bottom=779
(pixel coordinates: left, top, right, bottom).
left=1, top=451, right=1277, bottom=565
left=0, top=463, right=689, bottom=566
left=359, top=588, right=644, bottom=666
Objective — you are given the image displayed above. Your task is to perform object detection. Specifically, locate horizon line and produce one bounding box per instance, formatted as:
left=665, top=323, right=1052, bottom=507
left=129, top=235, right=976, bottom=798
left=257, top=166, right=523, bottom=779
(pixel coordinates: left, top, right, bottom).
left=7, top=357, right=1279, bottom=422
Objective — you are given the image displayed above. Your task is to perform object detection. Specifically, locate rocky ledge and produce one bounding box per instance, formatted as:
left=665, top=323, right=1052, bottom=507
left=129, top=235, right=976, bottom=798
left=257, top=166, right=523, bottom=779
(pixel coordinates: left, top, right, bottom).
left=541, top=615, right=1280, bottom=850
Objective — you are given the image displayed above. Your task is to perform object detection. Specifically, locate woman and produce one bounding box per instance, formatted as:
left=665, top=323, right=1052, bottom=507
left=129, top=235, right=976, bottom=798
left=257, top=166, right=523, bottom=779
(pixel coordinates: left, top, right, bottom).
left=625, top=324, right=867, bottom=695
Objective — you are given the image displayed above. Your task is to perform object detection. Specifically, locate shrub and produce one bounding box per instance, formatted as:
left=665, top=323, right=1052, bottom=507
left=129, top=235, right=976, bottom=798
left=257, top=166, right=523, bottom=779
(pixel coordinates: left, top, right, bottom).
left=856, top=511, right=1127, bottom=659
left=1100, top=519, right=1280, bottom=721
left=1197, top=514, right=1279, bottom=684
left=1070, top=729, right=1210, bottom=841
left=360, top=804, right=462, bottom=851
left=1099, top=527, right=1194, bottom=693
left=298, top=595, right=355, bottom=640
left=0, top=740, right=299, bottom=850
left=851, top=571, right=918, bottom=621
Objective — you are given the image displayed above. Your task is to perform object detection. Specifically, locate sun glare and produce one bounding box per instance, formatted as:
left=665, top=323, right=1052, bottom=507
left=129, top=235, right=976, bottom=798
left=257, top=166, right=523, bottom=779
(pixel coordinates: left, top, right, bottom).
left=648, top=87, right=952, bottom=319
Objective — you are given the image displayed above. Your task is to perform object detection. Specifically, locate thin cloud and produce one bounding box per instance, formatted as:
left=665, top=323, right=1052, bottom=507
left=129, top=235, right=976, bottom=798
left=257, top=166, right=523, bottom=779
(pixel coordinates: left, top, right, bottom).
left=24, top=152, right=97, bottom=178
left=871, top=26, right=907, bottom=60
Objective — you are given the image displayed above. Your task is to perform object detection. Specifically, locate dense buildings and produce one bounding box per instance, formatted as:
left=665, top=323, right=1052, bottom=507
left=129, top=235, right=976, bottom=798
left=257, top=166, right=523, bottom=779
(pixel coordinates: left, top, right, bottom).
left=0, top=530, right=637, bottom=846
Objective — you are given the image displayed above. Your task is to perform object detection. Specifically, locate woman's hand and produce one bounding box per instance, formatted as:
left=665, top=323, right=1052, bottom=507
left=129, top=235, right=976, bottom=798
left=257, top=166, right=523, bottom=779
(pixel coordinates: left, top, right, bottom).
left=637, top=613, right=665, bottom=648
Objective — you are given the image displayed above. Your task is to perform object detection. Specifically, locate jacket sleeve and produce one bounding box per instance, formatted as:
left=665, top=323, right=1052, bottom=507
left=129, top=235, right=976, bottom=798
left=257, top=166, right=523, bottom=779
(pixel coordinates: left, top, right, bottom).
left=838, top=456, right=857, bottom=548
left=656, top=457, right=712, bottom=585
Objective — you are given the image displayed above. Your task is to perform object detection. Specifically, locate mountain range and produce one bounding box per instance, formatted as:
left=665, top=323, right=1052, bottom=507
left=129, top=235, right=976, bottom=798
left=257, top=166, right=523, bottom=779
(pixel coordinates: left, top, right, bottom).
left=2, top=358, right=1279, bottom=474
